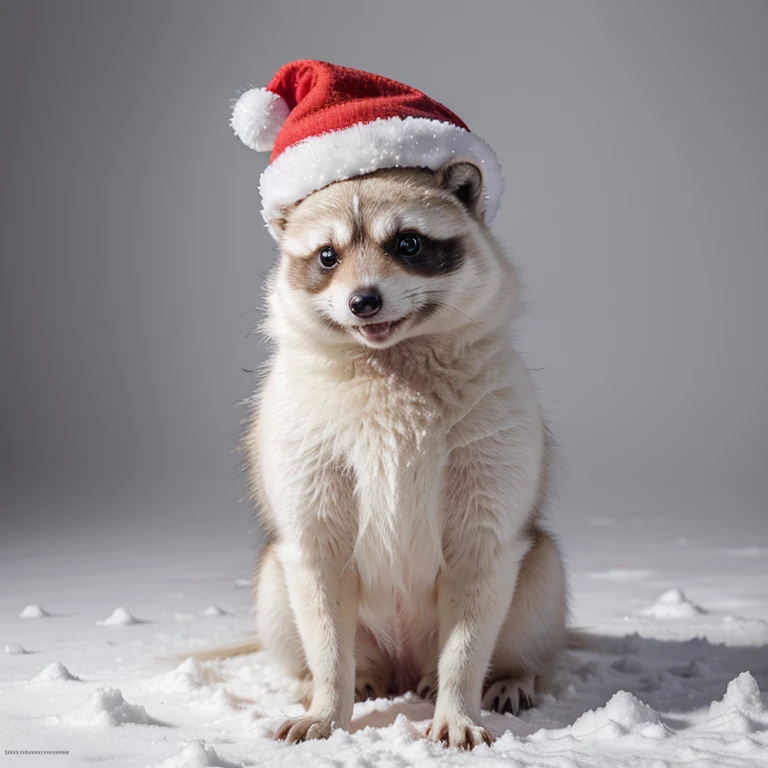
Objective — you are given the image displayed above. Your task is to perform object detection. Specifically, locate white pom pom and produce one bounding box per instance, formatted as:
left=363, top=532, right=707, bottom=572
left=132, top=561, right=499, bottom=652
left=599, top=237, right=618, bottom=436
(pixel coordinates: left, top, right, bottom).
left=230, top=88, right=290, bottom=152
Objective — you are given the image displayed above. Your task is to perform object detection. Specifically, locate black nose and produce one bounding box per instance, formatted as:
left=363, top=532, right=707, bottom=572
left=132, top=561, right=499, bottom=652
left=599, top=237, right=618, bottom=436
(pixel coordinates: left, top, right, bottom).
left=349, top=289, right=382, bottom=318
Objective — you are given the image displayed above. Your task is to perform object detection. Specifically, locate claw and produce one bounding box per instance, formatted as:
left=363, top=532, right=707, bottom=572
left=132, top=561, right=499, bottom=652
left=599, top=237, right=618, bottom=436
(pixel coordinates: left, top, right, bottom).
left=482, top=675, right=536, bottom=716
left=427, top=714, right=495, bottom=749
left=274, top=714, right=334, bottom=743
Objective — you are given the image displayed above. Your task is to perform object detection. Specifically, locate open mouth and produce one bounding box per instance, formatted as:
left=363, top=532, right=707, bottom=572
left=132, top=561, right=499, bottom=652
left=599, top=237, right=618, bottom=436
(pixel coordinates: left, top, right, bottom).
left=355, top=315, right=409, bottom=343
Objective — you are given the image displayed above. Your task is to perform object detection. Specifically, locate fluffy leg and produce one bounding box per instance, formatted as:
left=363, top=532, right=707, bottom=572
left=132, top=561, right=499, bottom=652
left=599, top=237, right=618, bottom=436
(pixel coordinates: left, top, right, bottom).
left=254, top=543, right=307, bottom=678
left=273, top=548, right=359, bottom=743
left=428, top=538, right=530, bottom=750
left=483, top=527, right=567, bottom=713
left=295, top=627, right=392, bottom=709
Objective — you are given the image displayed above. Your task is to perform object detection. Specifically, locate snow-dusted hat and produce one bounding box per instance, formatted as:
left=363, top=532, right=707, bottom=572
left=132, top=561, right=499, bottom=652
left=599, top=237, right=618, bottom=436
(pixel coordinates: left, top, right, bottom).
left=230, top=60, right=504, bottom=234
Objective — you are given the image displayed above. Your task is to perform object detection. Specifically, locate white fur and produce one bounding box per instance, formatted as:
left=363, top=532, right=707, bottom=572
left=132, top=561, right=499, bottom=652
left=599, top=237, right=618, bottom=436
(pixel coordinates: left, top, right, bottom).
left=246, top=169, right=567, bottom=749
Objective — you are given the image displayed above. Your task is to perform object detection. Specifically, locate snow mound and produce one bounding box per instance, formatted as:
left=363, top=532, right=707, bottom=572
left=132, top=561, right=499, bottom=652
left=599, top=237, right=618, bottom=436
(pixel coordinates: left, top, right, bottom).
left=641, top=588, right=706, bottom=619
left=587, top=568, right=655, bottom=582
left=610, top=655, right=652, bottom=675
left=670, top=658, right=711, bottom=678
left=383, top=712, right=424, bottom=743
left=202, top=689, right=253, bottom=713
left=710, top=672, right=765, bottom=718
left=19, top=604, right=50, bottom=618
left=145, top=658, right=222, bottom=692
left=33, top=662, right=80, bottom=682
left=4, top=644, right=27, bottom=655
left=97, top=606, right=141, bottom=625
left=153, top=741, right=243, bottom=768
left=537, top=691, right=668, bottom=741
left=49, top=687, right=164, bottom=727
left=200, top=605, right=229, bottom=617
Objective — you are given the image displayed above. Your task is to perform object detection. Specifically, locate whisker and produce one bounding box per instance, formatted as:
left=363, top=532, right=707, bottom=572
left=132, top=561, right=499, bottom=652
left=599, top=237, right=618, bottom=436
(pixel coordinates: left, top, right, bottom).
left=432, top=300, right=482, bottom=327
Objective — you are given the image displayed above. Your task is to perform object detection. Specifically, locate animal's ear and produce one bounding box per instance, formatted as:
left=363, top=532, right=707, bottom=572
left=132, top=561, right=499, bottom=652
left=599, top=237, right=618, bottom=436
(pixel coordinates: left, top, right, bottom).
left=269, top=216, right=289, bottom=239
left=267, top=203, right=297, bottom=242
left=437, top=161, right=485, bottom=218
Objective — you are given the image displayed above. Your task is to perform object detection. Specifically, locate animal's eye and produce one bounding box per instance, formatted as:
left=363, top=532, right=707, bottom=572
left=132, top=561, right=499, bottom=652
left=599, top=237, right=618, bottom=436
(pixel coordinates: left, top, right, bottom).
left=395, top=233, right=421, bottom=257
left=318, top=246, right=339, bottom=269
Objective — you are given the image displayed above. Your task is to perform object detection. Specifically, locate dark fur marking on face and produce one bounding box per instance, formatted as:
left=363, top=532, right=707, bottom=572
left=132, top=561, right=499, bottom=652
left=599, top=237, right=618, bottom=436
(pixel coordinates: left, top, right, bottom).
left=286, top=252, right=336, bottom=295
left=413, top=300, right=441, bottom=324
left=386, top=235, right=465, bottom=277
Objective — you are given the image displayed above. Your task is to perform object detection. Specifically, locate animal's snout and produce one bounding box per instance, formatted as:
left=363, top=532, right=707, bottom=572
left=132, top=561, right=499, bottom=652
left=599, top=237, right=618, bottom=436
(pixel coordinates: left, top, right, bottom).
left=349, top=289, right=382, bottom=318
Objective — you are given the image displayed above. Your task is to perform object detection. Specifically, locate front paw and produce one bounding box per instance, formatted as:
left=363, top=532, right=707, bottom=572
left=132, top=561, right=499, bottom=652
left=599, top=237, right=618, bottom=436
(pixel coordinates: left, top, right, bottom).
left=426, top=710, right=495, bottom=750
left=274, top=713, right=334, bottom=743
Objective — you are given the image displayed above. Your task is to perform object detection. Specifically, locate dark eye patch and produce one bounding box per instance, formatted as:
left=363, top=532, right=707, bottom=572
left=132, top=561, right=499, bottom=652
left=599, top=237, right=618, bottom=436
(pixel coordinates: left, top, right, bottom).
left=285, top=250, right=338, bottom=294
left=386, top=234, right=464, bottom=276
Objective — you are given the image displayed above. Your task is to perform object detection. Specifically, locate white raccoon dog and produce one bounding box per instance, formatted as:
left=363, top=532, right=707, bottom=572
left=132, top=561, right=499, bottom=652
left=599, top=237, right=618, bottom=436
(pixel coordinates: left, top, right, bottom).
left=240, top=161, right=568, bottom=749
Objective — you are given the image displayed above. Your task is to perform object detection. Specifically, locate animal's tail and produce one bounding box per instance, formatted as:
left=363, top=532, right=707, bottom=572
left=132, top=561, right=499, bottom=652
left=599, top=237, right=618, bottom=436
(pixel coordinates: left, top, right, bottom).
left=160, top=637, right=261, bottom=664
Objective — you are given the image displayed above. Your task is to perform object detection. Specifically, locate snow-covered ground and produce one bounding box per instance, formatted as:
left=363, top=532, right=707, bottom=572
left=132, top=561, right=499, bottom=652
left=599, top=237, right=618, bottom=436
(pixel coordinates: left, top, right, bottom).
left=2, top=512, right=767, bottom=767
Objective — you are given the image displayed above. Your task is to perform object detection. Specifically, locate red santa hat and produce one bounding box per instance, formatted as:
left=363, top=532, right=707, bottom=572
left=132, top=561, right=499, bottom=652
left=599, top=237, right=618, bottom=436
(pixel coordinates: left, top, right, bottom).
left=230, top=60, right=504, bottom=235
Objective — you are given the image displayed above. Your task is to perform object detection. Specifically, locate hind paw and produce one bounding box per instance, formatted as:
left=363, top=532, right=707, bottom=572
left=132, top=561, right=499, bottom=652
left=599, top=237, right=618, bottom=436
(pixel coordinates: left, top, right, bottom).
left=482, top=674, right=536, bottom=715
left=354, top=674, right=387, bottom=702
left=416, top=672, right=438, bottom=701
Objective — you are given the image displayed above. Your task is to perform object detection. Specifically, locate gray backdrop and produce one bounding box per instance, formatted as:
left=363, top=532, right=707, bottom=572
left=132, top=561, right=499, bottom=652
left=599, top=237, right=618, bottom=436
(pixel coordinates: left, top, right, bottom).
left=2, top=0, right=766, bottom=542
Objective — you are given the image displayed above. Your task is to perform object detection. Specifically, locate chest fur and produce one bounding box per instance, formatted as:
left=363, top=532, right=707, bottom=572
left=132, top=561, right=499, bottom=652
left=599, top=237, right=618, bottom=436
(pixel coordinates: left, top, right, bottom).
left=264, top=345, right=507, bottom=588
left=337, top=377, right=446, bottom=591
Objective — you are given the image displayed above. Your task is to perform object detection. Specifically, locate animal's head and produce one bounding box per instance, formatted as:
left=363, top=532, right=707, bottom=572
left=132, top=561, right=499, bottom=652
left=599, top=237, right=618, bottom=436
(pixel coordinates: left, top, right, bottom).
left=266, top=162, right=517, bottom=350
